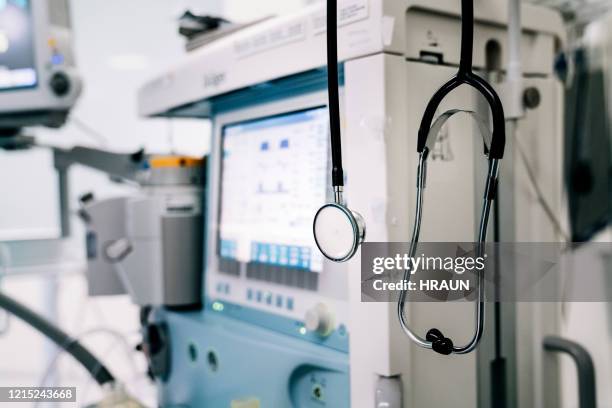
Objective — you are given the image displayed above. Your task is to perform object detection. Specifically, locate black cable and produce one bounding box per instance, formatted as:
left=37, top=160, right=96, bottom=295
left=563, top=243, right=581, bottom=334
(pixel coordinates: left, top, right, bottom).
left=491, top=191, right=507, bottom=407
left=459, top=0, right=474, bottom=75
left=0, top=291, right=115, bottom=386
left=327, top=0, right=344, bottom=188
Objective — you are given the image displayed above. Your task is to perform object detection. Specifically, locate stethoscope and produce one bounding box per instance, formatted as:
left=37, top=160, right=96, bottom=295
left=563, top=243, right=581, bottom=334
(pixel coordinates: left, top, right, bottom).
left=312, top=0, right=366, bottom=263
left=313, top=0, right=506, bottom=355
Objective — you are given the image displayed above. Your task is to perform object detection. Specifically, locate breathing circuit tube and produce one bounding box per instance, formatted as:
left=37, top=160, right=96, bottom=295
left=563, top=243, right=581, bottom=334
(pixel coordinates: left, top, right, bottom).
left=0, top=291, right=115, bottom=386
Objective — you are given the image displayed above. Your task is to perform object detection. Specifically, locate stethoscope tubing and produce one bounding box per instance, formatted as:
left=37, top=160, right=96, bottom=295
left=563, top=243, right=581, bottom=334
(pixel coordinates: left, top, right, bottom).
left=397, top=155, right=500, bottom=354
left=327, top=0, right=344, bottom=189
left=395, top=0, right=506, bottom=354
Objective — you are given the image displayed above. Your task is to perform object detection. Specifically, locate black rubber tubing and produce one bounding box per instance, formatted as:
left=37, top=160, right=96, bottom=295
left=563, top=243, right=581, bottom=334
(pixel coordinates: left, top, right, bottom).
left=416, top=0, right=506, bottom=159
left=0, top=291, right=115, bottom=386
left=327, top=0, right=344, bottom=188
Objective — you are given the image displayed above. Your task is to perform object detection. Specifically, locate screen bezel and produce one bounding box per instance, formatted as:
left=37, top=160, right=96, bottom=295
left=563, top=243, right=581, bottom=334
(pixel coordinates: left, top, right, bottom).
left=207, top=89, right=341, bottom=297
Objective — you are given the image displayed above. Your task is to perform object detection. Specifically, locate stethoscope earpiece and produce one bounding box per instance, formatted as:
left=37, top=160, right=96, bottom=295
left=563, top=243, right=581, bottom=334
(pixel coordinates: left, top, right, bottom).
left=426, top=328, right=454, bottom=356
left=313, top=202, right=365, bottom=262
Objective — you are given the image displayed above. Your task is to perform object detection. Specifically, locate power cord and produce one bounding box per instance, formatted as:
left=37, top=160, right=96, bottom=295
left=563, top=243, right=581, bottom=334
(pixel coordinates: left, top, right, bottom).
left=514, top=128, right=570, bottom=243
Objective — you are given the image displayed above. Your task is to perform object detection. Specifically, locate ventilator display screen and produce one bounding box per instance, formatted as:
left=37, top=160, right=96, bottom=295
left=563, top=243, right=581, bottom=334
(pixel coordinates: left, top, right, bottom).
left=219, top=107, right=329, bottom=273
left=0, top=0, right=37, bottom=91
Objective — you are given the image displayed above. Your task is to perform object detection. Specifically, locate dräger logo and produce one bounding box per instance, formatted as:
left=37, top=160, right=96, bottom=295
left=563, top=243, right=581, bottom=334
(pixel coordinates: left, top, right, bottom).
left=204, top=72, right=226, bottom=88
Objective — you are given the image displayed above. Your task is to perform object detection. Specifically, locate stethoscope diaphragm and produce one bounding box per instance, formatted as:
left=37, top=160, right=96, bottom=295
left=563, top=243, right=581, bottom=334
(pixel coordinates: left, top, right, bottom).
left=313, top=202, right=365, bottom=262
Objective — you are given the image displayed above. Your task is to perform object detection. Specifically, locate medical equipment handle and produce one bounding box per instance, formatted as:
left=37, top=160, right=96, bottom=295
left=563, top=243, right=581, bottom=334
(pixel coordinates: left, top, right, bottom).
left=544, top=336, right=597, bottom=408
left=0, top=291, right=116, bottom=386
left=327, top=0, right=344, bottom=189
left=416, top=0, right=506, bottom=160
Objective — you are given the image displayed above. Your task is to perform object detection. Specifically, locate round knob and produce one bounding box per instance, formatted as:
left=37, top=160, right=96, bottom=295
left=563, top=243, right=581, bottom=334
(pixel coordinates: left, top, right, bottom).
left=304, top=303, right=334, bottom=336
left=49, top=72, right=71, bottom=96
left=523, top=87, right=541, bottom=110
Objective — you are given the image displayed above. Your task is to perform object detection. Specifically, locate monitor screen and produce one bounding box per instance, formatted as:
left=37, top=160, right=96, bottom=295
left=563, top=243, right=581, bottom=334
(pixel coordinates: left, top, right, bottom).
left=0, top=0, right=37, bottom=91
left=219, top=107, right=329, bottom=274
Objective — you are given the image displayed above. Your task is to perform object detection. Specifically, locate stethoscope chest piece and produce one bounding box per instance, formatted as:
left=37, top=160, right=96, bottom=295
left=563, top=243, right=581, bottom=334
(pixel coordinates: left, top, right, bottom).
left=313, top=203, right=365, bottom=262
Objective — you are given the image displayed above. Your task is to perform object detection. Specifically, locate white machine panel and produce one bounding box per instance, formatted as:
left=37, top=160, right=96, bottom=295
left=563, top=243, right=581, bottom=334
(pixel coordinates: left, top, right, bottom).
left=138, top=0, right=563, bottom=119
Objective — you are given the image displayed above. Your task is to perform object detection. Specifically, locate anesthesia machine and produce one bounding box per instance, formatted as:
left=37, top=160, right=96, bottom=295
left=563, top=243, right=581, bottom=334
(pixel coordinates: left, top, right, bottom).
left=137, top=0, right=571, bottom=407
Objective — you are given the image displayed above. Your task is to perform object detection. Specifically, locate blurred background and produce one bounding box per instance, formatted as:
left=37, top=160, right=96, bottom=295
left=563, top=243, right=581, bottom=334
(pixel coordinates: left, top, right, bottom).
left=0, top=1, right=313, bottom=406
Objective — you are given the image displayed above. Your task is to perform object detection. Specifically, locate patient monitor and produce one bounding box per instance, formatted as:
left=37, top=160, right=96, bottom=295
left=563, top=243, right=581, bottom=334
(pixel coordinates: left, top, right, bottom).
left=0, top=0, right=81, bottom=131
left=219, top=108, right=329, bottom=276
left=139, top=1, right=565, bottom=406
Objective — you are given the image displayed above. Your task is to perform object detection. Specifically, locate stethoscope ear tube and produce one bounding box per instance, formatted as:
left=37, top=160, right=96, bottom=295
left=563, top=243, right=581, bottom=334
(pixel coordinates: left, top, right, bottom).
left=416, top=75, right=506, bottom=159
left=397, top=152, right=499, bottom=355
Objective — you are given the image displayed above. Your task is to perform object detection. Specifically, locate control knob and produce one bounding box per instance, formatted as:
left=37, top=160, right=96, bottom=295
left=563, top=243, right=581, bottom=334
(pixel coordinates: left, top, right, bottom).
left=49, top=72, right=70, bottom=96
left=304, top=303, right=334, bottom=336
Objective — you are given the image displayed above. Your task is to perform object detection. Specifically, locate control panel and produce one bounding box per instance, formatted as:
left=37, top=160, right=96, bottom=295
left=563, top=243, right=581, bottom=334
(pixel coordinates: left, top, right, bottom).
left=207, top=103, right=350, bottom=348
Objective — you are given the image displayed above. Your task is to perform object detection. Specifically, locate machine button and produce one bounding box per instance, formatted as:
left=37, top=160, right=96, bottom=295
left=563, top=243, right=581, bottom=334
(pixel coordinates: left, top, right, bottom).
left=286, top=297, right=294, bottom=310
left=304, top=303, right=334, bottom=337
left=49, top=72, right=71, bottom=96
